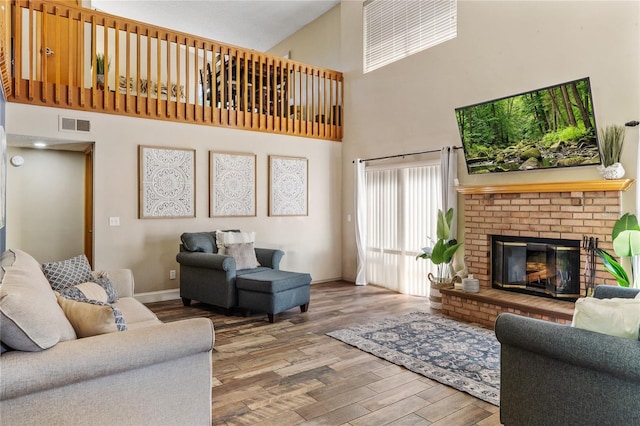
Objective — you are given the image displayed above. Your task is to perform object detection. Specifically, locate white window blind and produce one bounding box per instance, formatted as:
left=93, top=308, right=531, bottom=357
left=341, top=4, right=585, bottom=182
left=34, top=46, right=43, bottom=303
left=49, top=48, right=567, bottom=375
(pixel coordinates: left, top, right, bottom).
left=365, top=162, right=442, bottom=296
left=363, top=0, right=457, bottom=73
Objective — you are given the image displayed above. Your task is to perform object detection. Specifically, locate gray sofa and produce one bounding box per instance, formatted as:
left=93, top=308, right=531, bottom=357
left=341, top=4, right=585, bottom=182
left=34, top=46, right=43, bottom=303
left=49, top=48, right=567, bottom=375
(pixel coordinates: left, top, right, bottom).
left=0, top=249, right=215, bottom=426
left=176, top=231, right=284, bottom=312
left=495, top=285, right=640, bottom=426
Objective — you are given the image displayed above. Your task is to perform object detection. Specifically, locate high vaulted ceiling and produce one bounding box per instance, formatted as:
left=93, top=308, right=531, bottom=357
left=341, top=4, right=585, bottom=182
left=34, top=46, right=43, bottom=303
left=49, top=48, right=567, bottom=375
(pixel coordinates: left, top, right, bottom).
left=90, top=0, right=341, bottom=52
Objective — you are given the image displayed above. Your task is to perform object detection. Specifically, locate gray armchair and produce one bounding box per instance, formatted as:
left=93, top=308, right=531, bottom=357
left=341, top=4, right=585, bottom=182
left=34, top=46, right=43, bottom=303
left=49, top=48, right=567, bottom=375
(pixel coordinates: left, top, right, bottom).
left=176, top=231, right=284, bottom=313
left=495, top=285, right=640, bottom=426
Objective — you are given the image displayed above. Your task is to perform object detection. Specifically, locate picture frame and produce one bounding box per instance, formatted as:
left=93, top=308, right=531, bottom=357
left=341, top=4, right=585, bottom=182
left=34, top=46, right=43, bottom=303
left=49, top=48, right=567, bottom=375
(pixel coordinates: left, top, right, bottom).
left=138, top=145, right=195, bottom=218
left=269, top=155, right=308, bottom=216
left=210, top=151, right=256, bottom=217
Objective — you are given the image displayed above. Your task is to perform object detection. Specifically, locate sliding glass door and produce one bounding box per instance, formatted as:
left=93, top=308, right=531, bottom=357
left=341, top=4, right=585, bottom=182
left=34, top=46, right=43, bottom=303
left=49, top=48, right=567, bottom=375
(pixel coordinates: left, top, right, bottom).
left=365, top=161, right=442, bottom=296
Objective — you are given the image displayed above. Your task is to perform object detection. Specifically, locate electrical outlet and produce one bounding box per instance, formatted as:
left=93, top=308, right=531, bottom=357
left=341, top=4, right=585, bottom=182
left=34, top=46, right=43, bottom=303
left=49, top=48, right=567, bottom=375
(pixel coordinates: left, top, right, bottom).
left=169, top=270, right=176, bottom=280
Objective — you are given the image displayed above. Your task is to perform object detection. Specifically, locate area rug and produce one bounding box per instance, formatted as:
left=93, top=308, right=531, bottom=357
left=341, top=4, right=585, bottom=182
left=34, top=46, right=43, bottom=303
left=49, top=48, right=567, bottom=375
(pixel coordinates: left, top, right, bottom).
left=327, top=311, right=500, bottom=405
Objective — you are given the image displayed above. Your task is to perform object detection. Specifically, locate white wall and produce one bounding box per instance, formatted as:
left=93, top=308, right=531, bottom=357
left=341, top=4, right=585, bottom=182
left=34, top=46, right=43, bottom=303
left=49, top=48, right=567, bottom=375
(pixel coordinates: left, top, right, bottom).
left=6, top=104, right=343, bottom=295
left=273, top=0, right=640, bottom=282
left=269, top=4, right=342, bottom=71
left=6, top=147, right=85, bottom=262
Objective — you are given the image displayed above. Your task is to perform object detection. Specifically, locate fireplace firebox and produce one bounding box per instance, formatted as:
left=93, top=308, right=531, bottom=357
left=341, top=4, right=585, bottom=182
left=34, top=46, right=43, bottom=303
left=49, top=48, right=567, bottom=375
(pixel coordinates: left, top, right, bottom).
left=492, top=235, right=580, bottom=300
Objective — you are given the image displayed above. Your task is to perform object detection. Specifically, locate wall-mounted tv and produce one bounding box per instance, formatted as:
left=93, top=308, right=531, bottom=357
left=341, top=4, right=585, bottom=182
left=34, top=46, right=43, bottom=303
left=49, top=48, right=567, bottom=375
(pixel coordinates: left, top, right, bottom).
left=455, top=77, right=601, bottom=174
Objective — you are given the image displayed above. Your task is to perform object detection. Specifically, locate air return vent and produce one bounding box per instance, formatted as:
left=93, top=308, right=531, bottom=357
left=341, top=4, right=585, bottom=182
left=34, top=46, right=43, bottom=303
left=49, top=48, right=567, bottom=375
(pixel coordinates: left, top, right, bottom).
left=59, top=116, right=91, bottom=133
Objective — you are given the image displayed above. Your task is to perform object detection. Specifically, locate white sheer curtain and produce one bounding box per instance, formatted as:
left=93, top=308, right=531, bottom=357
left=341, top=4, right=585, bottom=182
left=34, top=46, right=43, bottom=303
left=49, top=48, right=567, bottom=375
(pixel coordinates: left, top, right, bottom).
left=440, top=146, right=458, bottom=238
left=354, top=159, right=367, bottom=286
left=634, top=127, right=640, bottom=288
left=365, top=161, right=442, bottom=296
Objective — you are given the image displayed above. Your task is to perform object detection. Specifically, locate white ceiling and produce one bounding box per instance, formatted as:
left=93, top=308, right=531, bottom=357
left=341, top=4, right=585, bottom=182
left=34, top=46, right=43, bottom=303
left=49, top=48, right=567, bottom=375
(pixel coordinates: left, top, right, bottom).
left=90, top=0, right=341, bottom=52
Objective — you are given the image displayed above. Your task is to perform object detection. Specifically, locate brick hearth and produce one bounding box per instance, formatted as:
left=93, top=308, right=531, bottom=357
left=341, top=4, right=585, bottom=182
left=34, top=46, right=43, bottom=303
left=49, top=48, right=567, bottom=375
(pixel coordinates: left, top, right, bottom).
left=441, top=179, right=634, bottom=328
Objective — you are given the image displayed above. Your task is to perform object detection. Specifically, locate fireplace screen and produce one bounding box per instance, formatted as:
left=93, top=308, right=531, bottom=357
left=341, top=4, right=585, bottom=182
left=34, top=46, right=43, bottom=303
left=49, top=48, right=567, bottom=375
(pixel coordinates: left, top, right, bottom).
left=492, top=236, right=580, bottom=299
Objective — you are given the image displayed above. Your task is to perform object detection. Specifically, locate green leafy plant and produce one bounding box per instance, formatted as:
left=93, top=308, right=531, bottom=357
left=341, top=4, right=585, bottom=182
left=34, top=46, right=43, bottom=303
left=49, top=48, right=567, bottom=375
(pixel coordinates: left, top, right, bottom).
left=599, top=124, right=625, bottom=167
left=95, top=54, right=110, bottom=75
left=416, top=208, right=463, bottom=281
left=596, top=212, right=640, bottom=287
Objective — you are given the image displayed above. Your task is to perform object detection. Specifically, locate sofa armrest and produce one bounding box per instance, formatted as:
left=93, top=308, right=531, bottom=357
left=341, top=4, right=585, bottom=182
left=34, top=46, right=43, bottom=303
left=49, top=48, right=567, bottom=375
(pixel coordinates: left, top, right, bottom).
left=93, top=269, right=134, bottom=298
left=176, top=252, right=235, bottom=272
left=495, top=313, right=640, bottom=381
left=594, top=284, right=640, bottom=299
left=0, top=318, right=214, bottom=401
left=255, top=248, right=284, bottom=270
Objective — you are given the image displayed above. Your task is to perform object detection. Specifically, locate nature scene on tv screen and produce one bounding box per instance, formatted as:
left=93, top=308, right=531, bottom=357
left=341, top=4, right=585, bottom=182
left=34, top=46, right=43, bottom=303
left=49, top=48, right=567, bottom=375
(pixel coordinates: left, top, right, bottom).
left=456, top=78, right=601, bottom=174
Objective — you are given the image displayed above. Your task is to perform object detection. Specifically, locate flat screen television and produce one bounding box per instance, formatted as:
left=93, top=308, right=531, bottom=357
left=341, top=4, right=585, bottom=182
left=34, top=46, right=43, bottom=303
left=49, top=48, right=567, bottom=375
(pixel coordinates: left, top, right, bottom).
left=455, top=77, right=601, bottom=174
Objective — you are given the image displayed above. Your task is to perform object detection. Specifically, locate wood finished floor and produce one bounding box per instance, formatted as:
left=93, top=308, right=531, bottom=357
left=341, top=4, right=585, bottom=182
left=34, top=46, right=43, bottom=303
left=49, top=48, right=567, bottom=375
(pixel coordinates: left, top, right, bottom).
left=146, top=281, right=502, bottom=426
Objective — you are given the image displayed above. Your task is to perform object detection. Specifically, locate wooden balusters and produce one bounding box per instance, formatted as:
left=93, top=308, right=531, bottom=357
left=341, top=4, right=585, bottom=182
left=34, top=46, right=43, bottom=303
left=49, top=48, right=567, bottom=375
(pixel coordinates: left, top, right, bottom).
left=6, top=0, right=343, bottom=141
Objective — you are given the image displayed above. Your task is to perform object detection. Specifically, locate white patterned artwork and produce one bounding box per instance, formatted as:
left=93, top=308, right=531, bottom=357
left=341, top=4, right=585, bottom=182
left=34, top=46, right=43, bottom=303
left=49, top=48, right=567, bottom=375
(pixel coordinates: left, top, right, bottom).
left=139, top=146, right=195, bottom=218
left=269, top=155, right=308, bottom=216
left=210, top=151, right=256, bottom=217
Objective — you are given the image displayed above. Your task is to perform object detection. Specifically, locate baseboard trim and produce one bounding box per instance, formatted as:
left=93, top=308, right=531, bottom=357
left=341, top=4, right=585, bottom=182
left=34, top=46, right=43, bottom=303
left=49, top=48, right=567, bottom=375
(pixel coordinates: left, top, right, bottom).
left=311, top=277, right=343, bottom=284
left=134, top=289, right=180, bottom=303
left=133, top=279, right=344, bottom=304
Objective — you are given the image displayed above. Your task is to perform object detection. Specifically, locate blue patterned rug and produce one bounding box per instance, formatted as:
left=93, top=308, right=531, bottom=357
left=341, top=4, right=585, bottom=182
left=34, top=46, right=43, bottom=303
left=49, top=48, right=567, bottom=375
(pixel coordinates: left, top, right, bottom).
left=327, top=311, right=500, bottom=405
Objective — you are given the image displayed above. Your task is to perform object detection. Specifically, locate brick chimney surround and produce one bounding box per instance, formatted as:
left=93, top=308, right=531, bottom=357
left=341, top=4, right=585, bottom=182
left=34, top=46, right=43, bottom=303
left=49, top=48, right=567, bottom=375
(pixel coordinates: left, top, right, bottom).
left=440, top=179, right=634, bottom=328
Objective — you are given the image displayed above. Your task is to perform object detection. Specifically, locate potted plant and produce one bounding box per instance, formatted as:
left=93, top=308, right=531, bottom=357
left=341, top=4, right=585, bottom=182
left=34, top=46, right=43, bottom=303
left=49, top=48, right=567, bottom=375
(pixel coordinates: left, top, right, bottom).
left=95, top=53, right=109, bottom=90
left=596, top=212, right=640, bottom=288
left=597, top=124, right=626, bottom=179
left=417, top=208, right=463, bottom=308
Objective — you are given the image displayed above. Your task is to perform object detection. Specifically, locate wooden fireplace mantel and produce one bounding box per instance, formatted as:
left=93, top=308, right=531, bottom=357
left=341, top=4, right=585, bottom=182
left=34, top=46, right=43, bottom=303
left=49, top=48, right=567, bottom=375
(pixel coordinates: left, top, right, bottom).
left=455, top=179, right=634, bottom=195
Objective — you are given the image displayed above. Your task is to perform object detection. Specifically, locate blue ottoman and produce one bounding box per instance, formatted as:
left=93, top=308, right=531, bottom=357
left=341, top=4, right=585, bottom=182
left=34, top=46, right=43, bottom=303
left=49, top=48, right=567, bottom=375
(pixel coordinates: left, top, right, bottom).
left=236, top=270, right=311, bottom=323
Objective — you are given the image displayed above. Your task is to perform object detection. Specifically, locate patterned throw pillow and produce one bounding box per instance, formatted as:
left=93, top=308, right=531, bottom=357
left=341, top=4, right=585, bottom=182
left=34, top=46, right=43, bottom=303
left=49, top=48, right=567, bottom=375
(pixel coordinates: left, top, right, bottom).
left=42, top=255, right=95, bottom=292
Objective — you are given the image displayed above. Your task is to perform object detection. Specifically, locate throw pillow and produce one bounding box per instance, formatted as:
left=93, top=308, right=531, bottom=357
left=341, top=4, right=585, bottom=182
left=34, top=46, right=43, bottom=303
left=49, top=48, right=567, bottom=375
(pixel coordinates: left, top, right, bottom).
left=572, top=297, right=640, bottom=340
left=0, top=249, right=77, bottom=351
left=93, top=271, right=119, bottom=303
left=56, top=293, right=127, bottom=338
left=215, top=230, right=255, bottom=255
left=225, top=242, right=260, bottom=270
left=60, top=282, right=108, bottom=303
left=42, top=254, right=95, bottom=292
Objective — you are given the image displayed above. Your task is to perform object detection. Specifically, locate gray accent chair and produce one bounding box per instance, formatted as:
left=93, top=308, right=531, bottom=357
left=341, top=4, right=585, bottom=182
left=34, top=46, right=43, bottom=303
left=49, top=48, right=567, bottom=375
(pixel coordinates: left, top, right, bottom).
left=176, top=231, right=284, bottom=313
left=495, top=285, right=640, bottom=426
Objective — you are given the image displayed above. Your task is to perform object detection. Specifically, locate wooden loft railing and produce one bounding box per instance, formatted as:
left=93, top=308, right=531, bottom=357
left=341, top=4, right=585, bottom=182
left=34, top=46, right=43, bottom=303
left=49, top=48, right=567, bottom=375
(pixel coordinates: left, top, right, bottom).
left=5, top=0, right=344, bottom=141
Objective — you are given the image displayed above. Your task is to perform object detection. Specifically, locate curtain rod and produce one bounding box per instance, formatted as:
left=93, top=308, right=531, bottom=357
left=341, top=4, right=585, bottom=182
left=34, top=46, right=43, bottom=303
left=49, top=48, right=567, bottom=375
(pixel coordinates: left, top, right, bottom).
left=353, top=146, right=462, bottom=163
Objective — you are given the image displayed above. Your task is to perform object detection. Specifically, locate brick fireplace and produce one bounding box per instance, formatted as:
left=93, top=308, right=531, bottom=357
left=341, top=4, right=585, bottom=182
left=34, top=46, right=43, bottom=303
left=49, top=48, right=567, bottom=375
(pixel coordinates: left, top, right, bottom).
left=440, top=179, right=633, bottom=328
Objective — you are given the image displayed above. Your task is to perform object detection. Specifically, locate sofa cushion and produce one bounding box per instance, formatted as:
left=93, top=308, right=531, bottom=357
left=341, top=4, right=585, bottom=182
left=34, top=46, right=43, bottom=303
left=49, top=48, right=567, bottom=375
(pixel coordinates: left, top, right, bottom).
left=0, top=249, right=77, bottom=351
left=572, top=296, right=640, bottom=340
left=60, top=281, right=108, bottom=303
left=42, top=254, right=95, bottom=292
left=215, top=230, right=255, bottom=255
left=56, top=293, right=127, bottom=338
left=181, top=232, right=216, bottom=253
left=113, top=297, right=161, bottom=326
left=225, top=242, right=260, bottom=270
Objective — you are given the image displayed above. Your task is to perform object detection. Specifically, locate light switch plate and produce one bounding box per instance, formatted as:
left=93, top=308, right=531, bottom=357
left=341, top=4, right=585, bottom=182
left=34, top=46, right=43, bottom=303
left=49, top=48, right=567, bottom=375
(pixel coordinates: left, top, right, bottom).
left=109, top=217, right=120, bottom=226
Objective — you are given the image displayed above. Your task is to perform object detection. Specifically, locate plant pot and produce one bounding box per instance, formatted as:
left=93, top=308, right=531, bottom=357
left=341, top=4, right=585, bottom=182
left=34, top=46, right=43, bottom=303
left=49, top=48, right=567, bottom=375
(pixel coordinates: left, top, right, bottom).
left=597, top=162, right=625, bottom=180
left=97, top=74, right=105, bottom=90
left=428, top=272, right=454, bottom=310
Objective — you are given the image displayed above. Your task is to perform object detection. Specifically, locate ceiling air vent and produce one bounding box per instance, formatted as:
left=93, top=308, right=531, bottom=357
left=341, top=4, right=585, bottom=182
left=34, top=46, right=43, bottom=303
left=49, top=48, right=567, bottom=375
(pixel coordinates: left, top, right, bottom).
left=59, top=116, right=91, bottom=133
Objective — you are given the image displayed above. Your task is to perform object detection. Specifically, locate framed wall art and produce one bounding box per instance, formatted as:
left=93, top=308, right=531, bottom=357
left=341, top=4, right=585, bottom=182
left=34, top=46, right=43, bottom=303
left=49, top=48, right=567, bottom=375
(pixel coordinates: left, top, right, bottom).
left=138, top=145, right=195, bottom=218
left=269, top=155, right=308, bottom=216
left=210, top=151, right=256, bottom=217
